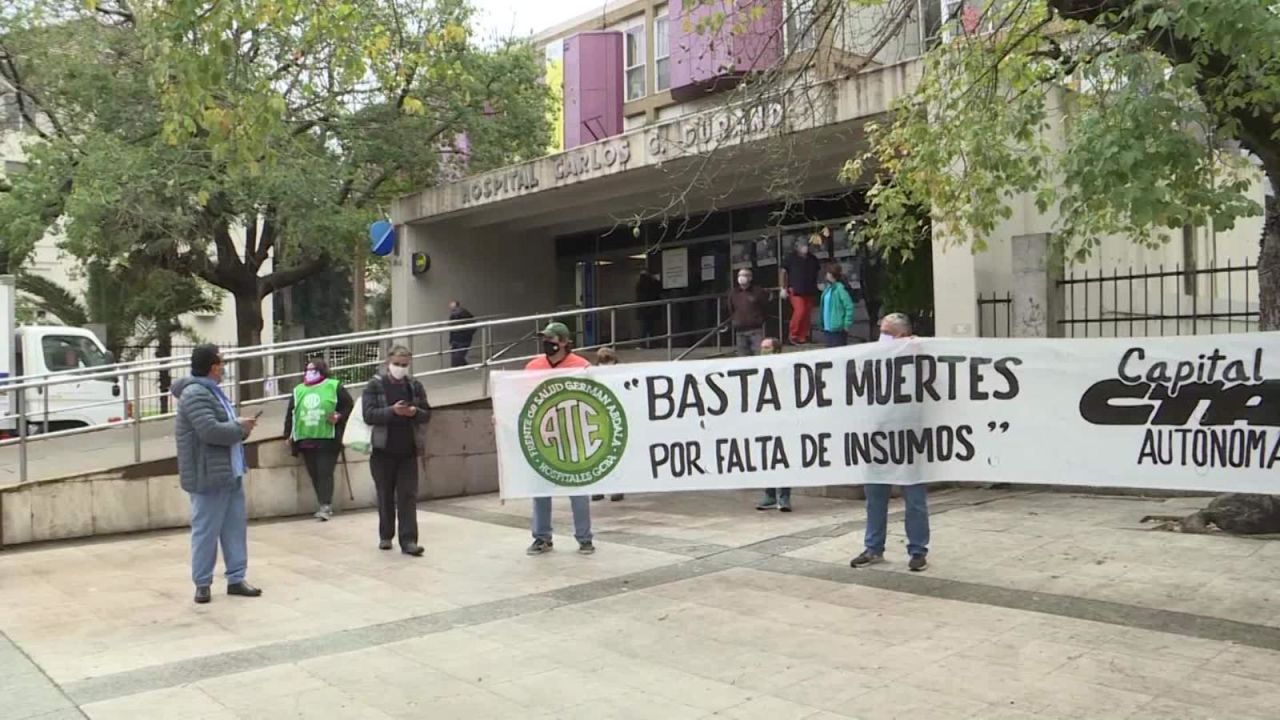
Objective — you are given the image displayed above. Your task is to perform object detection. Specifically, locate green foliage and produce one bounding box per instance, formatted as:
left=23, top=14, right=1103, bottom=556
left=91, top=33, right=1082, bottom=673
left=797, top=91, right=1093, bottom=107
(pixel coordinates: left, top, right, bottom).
left=15, top=260, right=219, bottom=358
left=844, top=0, right=1277, bottom=266
left=0, top=0, right=552, bottom=344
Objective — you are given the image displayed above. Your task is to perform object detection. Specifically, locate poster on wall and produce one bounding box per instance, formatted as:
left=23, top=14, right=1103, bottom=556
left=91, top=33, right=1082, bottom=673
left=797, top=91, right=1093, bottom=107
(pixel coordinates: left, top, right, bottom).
left=492, top=333, right=1280, bottom=498
left=730, top=240, right=753, bottom=270
left=700, top=255, right=715, bottom=282
left=662, top=247, right=689, bottom=289
left=755, top=235, right=779, bottom=266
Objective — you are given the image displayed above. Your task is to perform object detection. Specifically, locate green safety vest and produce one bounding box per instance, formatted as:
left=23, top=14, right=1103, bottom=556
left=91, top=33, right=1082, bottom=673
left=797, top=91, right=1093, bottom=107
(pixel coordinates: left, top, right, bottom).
left=292, top=378, right=340, bottom=441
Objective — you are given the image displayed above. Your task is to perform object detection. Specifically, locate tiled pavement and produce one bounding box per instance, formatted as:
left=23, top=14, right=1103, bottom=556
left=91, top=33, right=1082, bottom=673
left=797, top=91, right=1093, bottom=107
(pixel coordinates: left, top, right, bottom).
left=1, top=488, right=1278, bottom=719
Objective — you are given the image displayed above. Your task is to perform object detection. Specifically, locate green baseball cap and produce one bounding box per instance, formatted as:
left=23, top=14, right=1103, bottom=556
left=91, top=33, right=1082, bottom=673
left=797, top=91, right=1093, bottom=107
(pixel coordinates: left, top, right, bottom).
left=540, top=321, right=571, bottom=339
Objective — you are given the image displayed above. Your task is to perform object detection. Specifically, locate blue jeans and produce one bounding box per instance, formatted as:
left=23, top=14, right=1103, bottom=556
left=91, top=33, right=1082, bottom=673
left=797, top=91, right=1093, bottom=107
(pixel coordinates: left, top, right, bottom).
left=762, top=488, right=791, bottom=502
left=735, top=329, right=763, bottom=357
left=863, top=483, right=929, bottom=557
left=823, top=330, right=847, bottom=348
left=189, top=478, right=248, bottom=587
left=532, top=496, right=593, bottom=543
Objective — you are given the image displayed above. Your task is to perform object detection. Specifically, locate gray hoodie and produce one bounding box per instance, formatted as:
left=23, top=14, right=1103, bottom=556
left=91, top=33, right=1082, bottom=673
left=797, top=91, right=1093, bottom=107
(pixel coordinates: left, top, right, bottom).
left=173, top=377, right=248, bottom=494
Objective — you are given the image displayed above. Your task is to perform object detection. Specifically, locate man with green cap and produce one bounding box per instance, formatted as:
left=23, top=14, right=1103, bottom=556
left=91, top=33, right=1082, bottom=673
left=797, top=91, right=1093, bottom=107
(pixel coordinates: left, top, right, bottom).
left=524, top=321, right=594, bottom=555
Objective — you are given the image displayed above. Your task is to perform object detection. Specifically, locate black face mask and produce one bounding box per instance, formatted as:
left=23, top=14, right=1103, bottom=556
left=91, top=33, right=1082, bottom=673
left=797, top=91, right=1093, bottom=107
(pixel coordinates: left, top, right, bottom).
left=542, top=341, right=562, bottom=358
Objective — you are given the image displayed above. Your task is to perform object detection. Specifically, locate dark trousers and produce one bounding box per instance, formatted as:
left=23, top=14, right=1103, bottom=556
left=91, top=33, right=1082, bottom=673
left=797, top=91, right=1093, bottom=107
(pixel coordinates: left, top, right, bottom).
left=370, top=451, right=419, bottom=546
left=823, top=330, right=848, bottom=348
left=639, top=309, right=661, bottom=348
left=450, top=341, right=470, bottom=368
left=301, top=447, right=339, bottom=505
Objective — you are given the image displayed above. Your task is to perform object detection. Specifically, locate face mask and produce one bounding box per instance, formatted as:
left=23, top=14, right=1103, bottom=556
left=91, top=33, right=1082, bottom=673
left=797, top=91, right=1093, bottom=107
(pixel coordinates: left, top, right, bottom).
left=738, top=276, right=750, bottom=288
left=878, top=333, right=897, bottom=344
left=304, top=370, right=322, bottom=385
left=543, top=341, right=562, bottom=358
left=388, top=364, right=409, bottom=380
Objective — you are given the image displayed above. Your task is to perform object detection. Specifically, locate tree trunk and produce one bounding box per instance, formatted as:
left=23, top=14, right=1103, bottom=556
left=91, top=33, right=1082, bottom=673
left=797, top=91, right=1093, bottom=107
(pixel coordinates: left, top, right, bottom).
left=1259, top=194, right=1279, bottom=332
left=352, top=252, right=367, bottom=331
left=233, top=290, right=265, bottom=402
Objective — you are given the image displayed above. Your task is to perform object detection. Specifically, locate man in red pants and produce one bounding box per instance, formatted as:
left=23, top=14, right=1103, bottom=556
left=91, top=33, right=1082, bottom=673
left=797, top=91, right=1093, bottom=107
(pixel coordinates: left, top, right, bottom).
left=781, top=239, right=822, bottom=345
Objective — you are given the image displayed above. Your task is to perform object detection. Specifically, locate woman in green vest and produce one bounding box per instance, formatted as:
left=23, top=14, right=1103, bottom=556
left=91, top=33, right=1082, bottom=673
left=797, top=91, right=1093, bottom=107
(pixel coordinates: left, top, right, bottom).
left=284, top=358, right=354, bottom=521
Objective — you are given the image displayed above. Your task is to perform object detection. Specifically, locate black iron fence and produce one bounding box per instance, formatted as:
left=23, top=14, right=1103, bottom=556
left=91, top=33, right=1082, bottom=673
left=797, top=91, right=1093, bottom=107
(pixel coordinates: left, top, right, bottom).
left=1058, top=261, right=1259, bottom=338
left=977, top=292, right=1012, bottom=338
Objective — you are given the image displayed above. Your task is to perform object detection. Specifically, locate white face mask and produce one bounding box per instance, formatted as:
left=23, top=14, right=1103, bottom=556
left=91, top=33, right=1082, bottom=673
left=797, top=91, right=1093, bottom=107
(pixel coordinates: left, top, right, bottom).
left=878, top=333, right=897, bottom=344
left=388, top=364, right=409, bottom=380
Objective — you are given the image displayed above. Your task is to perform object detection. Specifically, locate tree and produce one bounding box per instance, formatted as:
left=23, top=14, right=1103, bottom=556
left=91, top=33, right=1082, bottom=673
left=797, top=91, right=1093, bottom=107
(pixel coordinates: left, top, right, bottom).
left=675, top=1, right=1276, bottom=330
left=841, top=0, right=1278, bottom=329
left=0, top=0, right=552, bottom=394
left=16, top=259, right=219, bottom=361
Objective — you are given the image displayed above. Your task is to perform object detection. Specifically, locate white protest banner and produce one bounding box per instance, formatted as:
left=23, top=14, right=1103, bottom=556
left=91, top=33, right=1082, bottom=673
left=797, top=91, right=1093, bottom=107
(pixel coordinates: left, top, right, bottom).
left=492, top=334, right=1280, bottom=499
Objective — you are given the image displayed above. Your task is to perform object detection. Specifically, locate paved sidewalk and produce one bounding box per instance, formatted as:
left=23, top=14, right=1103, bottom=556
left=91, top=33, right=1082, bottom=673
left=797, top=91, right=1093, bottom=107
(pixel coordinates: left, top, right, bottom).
left=1, top=488, right=1277, bottom=719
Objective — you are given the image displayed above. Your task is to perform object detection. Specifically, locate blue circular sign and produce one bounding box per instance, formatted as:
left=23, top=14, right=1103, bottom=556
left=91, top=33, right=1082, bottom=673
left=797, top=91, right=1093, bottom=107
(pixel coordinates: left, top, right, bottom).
left=369, top=221, right=395, bottom=256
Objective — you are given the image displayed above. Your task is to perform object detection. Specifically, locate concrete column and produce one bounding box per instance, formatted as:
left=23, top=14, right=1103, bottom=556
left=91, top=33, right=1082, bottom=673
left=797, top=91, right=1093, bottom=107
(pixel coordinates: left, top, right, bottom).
left=1010, top=233, right=1064, bottom=338
left=389, top=222, right=560, bottom=371
left=931, top=237, right=979, bottom=337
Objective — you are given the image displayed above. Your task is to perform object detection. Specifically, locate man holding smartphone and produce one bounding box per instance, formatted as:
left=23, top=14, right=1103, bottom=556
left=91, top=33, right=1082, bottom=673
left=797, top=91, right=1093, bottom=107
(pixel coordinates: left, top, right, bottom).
left=362, top=346, right=432, bottom=556
left=173, top=345, right=262, bottom=604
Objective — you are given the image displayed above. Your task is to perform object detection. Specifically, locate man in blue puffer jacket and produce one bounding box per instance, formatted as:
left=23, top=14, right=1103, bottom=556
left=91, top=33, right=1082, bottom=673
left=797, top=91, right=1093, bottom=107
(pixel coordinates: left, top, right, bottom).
left=173, top=345, right=263, bottom=605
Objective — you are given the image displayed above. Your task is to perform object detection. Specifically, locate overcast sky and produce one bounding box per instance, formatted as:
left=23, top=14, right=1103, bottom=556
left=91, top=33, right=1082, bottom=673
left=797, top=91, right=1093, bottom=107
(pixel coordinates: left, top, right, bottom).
left=470, top=0, right=615, bottom=41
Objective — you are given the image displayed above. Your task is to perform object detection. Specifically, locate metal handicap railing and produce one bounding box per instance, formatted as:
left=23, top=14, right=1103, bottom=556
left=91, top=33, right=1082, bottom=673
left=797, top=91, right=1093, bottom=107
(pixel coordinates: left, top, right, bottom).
left=0, top=293, right=735, bottom=485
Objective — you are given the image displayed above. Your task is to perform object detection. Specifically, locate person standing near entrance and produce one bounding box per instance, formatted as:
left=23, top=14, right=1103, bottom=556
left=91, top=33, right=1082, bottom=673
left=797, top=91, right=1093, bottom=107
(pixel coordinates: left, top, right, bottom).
left=754, top=337, right=792, bottom=512
left=284, top=358, right=354, bottom=522
left=820, top=263, right=856, bottom=347
left=363, top=346, right=431, bottom=557
left=781, top=240, right=822, bottom=345
left=635, top=270, right=663, bottom=348
left=173, top=344, right=262, bottom=604
left=850, top=313, right=930, bottom=572
left=448, top=301, right=476, bottom=368
left=729, top=268, right=770, bottom=357
left=525, top=322, right=595, bottom=555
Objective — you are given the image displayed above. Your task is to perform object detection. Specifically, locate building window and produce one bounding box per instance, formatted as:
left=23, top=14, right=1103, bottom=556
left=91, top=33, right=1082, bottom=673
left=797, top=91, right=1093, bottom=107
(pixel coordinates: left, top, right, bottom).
left=654, top=13, right=670, bottom=92
left=625, top=25, right=646, bottom=102
left=786, top=0, right=818, bottom=54
left=1, top=92, right=26, bottom=133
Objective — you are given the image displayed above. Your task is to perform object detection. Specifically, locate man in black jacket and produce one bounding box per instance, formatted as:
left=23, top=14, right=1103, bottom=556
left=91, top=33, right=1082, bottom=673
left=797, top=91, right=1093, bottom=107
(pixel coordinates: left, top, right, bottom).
left=448, top=301, right=476, bottom=367
left=362, top=346, right=431, bottom=556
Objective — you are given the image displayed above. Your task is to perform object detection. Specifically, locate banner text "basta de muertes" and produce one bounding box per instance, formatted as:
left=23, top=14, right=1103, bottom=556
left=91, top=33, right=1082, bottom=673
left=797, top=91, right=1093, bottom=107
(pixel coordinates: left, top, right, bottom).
left=491, top=335, right=1279, bottom=499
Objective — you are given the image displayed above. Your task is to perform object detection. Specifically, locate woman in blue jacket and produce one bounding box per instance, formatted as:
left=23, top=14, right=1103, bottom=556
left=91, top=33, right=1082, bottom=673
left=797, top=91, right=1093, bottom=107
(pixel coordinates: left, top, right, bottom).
left=820, top=263, right=856, bottom=347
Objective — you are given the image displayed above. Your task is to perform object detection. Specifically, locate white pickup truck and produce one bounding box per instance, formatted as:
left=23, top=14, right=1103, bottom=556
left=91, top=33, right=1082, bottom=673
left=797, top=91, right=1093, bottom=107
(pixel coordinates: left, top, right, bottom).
left=0, top=275, right=126, bottom=436
left=2, top=324, right=125, bottom=434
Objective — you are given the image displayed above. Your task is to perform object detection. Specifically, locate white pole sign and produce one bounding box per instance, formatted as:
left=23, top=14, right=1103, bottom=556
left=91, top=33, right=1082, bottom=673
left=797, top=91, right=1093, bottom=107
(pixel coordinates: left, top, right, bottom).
left=492, top=334, right=1280, bottom=498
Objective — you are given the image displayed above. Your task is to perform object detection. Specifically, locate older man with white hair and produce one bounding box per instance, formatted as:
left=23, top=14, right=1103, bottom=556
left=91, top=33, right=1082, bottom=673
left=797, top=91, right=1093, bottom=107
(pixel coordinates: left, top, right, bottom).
left=850, top=313, right=931, bottom=571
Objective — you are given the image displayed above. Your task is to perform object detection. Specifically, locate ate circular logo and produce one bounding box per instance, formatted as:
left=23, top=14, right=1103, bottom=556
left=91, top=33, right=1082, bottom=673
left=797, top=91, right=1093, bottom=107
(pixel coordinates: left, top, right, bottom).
left=519, top=377, right=627, bottom=487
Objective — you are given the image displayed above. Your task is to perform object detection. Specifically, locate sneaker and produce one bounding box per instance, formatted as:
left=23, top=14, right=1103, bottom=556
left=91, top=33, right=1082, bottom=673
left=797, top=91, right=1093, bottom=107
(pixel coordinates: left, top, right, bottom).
left=779, top=498, right=792, bottom=513
left=908, top=555, right=928, bottom=572
left=379, top=539, right=393, bottom=551
left=526, top=539, right=554, bottom=555
left=756, top=498, right=779, bottom=511
left=849, top=551, right=885, bottom=568
left=578, top=541, right=596, bottom=555
left=314, top=505, right=333, bottom=521
left=194, top=586, right=211, bottom=604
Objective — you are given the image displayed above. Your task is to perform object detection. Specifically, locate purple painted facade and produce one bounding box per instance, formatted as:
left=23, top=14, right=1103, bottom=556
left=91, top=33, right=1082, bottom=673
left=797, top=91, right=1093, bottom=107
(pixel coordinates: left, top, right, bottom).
left=563, top=32, right=625, bottom=150
left=668, top=0, right=784, bottom=101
